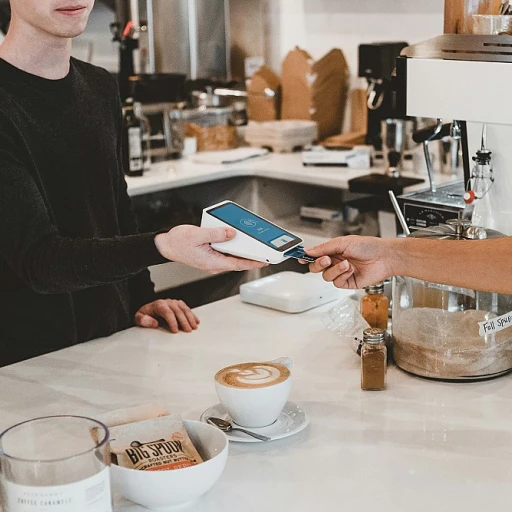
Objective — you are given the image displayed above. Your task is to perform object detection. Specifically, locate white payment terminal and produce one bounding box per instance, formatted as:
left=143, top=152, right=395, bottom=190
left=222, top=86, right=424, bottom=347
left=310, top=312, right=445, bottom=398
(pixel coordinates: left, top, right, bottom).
left=201, top=200, right=315, bottom=264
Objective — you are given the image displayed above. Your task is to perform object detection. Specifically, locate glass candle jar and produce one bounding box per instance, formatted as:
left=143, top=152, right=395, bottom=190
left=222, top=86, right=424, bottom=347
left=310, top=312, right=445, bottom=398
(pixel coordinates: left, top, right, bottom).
left=0, top=415, right=112, bottom=512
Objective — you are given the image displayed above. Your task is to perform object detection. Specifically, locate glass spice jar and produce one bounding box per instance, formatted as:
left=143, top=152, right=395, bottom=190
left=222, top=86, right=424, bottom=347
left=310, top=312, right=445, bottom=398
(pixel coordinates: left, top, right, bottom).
left=361, top=328, right=387, bottom=391
left=361, top=282, right=389, bottom=330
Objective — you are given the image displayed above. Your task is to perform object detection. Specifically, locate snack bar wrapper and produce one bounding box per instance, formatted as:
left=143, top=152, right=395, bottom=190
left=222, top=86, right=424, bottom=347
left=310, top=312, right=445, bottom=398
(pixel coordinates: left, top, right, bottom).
left=109, top=414, right=204, bottom=471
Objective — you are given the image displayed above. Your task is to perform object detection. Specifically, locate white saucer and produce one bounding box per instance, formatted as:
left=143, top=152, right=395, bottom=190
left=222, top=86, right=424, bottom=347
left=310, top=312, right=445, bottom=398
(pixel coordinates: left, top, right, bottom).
left=200, top=401, right=308, bottom=443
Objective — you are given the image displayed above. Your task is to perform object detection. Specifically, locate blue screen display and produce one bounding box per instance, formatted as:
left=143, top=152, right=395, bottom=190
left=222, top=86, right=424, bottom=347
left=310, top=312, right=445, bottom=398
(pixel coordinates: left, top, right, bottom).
left=209, top=203, right=300, bottom=251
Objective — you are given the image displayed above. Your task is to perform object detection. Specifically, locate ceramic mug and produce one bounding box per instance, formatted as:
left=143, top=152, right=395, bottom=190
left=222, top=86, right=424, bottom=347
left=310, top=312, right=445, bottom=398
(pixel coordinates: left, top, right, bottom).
left=214, top=357, right=292, bottom=428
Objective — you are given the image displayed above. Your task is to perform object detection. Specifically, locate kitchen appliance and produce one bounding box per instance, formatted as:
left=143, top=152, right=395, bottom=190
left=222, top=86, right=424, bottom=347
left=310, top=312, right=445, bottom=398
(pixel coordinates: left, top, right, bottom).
left=114, top=0, right=229, bottom=79
left=393, top=219, right=512, bottom=381
left=381, top=118, right=406, bottom=176
left=393, top=29, right=512, bottom=380
left=358, top=41, right=408, bottom=150
left=397, top=34, right=512, bottom=235
left=397, top=181, right=466, bottom=231
left=394, top=119, right=466, bottom=232
left=130, top=74, right=187, bottom=160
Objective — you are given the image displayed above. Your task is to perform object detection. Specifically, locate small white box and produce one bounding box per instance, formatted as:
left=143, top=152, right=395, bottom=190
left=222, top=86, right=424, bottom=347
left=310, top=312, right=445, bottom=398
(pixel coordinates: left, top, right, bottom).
left=240, top=271, right=351, bottom=313
left=301, top=145, right=371, bottom=168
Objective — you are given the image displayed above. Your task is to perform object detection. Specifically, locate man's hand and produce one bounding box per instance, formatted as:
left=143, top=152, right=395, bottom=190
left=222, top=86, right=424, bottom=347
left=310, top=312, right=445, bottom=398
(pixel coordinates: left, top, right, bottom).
left=135, top=299, right=200, bottom=333
left=305, top=235, right=394, bottom=289
left=154, top=225, right=267, bottom=274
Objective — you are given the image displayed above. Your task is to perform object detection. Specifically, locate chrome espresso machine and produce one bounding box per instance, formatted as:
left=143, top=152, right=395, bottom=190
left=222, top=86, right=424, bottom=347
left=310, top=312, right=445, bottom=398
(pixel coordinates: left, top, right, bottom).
left=391, top=33, right=512, bottom=381
left=397, top=35, right=512, bottom=235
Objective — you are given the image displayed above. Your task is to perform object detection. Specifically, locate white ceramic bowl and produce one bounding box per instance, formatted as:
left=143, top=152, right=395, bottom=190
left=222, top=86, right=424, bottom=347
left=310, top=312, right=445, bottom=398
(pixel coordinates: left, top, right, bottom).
left=110, top=420, right=228, bottom=510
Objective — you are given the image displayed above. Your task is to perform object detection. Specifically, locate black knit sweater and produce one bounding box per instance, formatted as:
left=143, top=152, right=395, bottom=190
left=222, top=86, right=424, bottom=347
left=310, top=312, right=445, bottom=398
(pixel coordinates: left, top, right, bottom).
left=0, top=57, right=166, bottom=366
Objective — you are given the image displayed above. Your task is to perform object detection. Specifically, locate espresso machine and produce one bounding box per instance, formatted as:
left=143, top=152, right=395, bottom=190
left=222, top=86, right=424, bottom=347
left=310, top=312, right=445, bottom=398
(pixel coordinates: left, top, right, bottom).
left=396, top=34, right=512, bottom=235
left=358, top=41, right=408, bottom=151
left=390, top=29, right=512, bottom=381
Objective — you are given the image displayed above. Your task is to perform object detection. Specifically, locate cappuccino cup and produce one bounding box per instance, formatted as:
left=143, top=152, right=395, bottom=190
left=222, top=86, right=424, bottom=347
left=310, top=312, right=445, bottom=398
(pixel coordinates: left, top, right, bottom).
left=214, top=358, right=292, bottom=428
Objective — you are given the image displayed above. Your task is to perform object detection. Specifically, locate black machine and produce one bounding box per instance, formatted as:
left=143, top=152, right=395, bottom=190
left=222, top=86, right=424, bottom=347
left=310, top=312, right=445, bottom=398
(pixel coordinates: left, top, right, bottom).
left=358, top=41, right=408, bottom=150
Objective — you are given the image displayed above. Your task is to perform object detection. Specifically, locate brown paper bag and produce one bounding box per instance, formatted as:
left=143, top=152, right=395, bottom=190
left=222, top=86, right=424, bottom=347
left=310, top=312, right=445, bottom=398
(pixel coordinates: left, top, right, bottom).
left=280, top=47, right=314, bottom=122
left=323, top=88, right=367, bottom=147
left=247, top=66, right=281, bottom=122
left=281, top=47, right=349, bottom=141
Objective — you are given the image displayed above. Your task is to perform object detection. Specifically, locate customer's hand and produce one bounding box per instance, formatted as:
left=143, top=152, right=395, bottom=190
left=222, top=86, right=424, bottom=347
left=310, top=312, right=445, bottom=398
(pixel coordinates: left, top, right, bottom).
left=135, top=299, right=200, bottom=333
left=154, top=225, right=267, bottom=273
left=305, top=235, right=394, bottom=289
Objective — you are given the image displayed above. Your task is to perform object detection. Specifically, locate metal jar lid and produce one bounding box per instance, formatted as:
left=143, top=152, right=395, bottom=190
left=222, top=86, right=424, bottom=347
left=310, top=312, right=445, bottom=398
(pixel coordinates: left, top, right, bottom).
left=409, top=219, right=504, bottom=240
left=363, top=328, right=386, bottom=344
left=365, top=282, right=384, bottom=294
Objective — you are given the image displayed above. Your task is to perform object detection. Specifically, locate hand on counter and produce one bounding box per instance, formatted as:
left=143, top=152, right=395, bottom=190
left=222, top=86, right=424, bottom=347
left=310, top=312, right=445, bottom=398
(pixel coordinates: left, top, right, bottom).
left=135, top=299, right=200, bottom=333
left=154, top=225, right=267, bottom=274
left=306, top=235, right=394, bottom=289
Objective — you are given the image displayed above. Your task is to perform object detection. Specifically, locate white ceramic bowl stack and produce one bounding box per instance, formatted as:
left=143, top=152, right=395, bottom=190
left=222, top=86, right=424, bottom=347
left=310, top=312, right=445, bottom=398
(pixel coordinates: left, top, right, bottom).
left=110, top=420, right=229, bottom=510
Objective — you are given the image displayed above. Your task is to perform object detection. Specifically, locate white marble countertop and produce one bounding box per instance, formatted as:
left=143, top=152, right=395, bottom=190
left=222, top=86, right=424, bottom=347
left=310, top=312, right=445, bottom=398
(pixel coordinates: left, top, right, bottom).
left=126, top=153, right=459, bottom=197
left=1, top=295, right=512, bottom=511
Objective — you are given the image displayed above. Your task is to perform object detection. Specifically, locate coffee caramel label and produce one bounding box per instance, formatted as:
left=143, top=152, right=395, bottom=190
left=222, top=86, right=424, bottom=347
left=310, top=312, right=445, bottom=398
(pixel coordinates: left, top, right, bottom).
left=216, top=362, right=290, bottom=389
left=1, top=468, right=111, bottom=512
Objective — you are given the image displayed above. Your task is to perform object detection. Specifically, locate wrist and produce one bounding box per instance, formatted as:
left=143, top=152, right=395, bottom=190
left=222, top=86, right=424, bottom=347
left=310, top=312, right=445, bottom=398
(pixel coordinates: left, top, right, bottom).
left=154, top=232, right=172, bottom=261
left=385, top=237, right=407, bottom=278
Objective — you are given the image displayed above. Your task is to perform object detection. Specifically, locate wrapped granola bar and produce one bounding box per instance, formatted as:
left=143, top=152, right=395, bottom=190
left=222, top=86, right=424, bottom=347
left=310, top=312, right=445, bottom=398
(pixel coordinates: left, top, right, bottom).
left=109, top=414, right=204, bottom=471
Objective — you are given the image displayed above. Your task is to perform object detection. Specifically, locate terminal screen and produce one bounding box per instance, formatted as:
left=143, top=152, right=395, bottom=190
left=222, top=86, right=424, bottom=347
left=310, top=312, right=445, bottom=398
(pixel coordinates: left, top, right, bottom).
left=208, top=202, right=302, bottom=252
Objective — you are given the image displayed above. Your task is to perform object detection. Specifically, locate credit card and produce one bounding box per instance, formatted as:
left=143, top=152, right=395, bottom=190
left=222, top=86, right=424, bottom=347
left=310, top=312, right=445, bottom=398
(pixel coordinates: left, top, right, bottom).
left=284, top=246, right=317, bottom=263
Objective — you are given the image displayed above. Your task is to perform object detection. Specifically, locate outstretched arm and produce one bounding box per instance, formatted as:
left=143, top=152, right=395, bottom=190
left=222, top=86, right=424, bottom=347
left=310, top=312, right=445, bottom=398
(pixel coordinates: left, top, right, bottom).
left=307, top=235, right=512, bottom=294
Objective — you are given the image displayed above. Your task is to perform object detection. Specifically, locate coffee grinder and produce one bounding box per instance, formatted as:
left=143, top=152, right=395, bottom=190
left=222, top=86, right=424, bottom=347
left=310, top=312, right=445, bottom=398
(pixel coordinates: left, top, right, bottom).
left=347, top=41, right=424, bottom=223
left=358, top=41, right=408, bottom=151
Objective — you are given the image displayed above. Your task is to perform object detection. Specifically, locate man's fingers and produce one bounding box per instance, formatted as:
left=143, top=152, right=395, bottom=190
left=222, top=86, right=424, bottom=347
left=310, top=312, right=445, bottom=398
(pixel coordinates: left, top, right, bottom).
left=231, top=256, right=268, bottom=271
left=308, top=256, right=331, bottom=273
left=169, top=302, right=193, bottom=333
left=201, top=227, right=236, bottom=245
left=207, top=254, right=268, bottom=273
left=306, top=237, right=348, bottom=258
left=177, top=301, right=199, bottom=330
left=322, top=260, right=352, bottom=283
left=159, top=307, right=180, bottom=333
left=184, top=309, right=199, bottom=330
left=135, top=312, right=159, bottom=329
left=135, top=299, right=200, bottom=334
left=333, top=268, right=355, bottom=289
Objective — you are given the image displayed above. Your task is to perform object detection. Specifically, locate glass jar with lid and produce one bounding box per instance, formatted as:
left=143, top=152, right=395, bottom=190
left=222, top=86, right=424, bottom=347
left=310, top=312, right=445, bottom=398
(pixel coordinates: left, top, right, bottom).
left=392, top=219, right=512, bottom=381
left=361, top=282, right=389, bottom=330
left=361, top=328, right=387, bottom=390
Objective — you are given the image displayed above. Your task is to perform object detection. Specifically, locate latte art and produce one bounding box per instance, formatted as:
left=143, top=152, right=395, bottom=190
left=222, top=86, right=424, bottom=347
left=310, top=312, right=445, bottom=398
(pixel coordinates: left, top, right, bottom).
left=215, top=362, right=290, bottom=389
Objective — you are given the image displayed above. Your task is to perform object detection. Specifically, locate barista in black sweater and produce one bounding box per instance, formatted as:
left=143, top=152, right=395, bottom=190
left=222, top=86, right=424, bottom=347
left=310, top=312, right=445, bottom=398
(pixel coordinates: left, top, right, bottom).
left=0, top=0, right=264, bottom=366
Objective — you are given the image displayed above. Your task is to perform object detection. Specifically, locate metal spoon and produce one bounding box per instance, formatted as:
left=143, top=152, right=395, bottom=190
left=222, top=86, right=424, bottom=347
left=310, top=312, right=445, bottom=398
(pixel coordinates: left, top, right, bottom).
left=207, top=417, right=271, bottom=442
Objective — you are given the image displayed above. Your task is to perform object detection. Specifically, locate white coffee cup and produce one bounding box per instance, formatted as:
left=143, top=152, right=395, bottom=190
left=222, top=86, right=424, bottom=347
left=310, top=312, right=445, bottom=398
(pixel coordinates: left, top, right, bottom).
left=214, top=358, right=292, bottom=428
